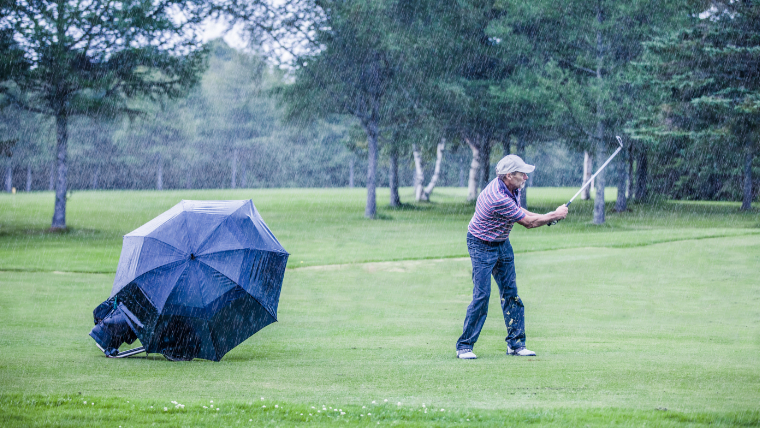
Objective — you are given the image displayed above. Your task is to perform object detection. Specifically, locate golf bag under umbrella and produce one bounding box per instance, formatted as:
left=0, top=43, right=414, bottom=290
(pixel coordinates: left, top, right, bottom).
left=89, top=199, right=289, bottom=361
left=90, top=298, right=139, bottom=357
left=90, top=297, right=190, bottom=359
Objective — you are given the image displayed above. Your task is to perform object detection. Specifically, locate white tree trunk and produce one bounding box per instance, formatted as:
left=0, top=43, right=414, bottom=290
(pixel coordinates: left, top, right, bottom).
left=91, top=165, right=99, bottom=190
left=516, top=138, right=527, bottom=208
left=592, top=8, right=605, bottom=225
left=412, top=143, right=424, bottom=201
left=231, top=147, right=238, bottom=189
left=4, top=165, right=11, bottom=193
left=741, top=149, right=754, bottom=211
left=582, top=151, right=593, bottom=200
left=51, top=113, right=68, bottom=229
left=156, top=158, right=163, bottom=191
left=420, top=138, right=445, bottom=201
left=465, top=137, right=481, bottom=202
left=349, top=156, right=355, bottom=188
left=48, top=160, right=55, bottom=191
left=364, top=117, right=379, bottom=218
left=389, top=150, right=400, bottom=206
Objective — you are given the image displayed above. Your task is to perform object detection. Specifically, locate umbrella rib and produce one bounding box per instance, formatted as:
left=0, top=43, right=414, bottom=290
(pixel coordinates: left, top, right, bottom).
left=194, top=219, right=229, bottom=255
left=181, top=206, right=192, bottom=252
left=197, top=259, right=239, bottom=288
left=122, top=259, right=189, bottom=311
left=198, top=258, right=278, bottom=320
left=235, top=202, right=288, bottom=254
left=241, top=204, right=287, bottom=252
left=195, top=259, right=241, bottom=312
left=142, top=236, right=188, bottom=257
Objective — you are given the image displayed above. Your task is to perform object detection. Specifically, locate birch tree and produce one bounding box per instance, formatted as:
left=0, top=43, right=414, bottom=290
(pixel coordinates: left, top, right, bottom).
left=412, top=138, right=445, bottom=202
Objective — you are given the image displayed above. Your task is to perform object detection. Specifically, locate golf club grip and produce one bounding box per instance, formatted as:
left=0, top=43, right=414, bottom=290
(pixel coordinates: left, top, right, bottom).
left=547, top=201, right=571, bottom=227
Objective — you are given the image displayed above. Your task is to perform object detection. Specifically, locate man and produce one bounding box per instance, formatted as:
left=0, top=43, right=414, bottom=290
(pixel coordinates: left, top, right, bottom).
left=456, top=155, right=568, bottom=359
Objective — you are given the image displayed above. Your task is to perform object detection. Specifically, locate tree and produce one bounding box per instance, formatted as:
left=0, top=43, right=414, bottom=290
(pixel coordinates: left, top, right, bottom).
left=487, top=69, right=559, bottom=208
left=399, top=0, right=506, bottom=202
left=193, top=40, right=270, bottom=189
left=274, top=0, right=398, bottom=218
left=381, top=0, right=460, bottom=205
left=636, top=1, right=760, bottom=210
left=440, top=2, right=510, bottom=201
left=411, top=137, right=445, bottom=201
left=425, top=1, right=559, bottom=205
left=0, top=0, right=213, bottom=229
left=0, top=105, right=52, bottom=192
left=495, top=0, right=688, bottom=223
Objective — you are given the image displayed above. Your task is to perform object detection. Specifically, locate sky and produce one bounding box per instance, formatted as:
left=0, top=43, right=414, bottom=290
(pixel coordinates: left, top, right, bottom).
left=198, top=16, right=297, bottom=67
left=199, top=17, right=250, bottom=50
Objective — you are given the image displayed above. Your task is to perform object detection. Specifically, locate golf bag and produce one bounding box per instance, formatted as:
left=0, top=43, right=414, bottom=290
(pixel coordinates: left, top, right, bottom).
left=89, top=298, right=140, bottom=357
left=90, top=298, right=201, bottom=361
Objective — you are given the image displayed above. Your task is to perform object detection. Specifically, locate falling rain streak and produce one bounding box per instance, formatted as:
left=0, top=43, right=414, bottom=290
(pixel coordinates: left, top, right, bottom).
left=0, top=0, right=758, bottom=228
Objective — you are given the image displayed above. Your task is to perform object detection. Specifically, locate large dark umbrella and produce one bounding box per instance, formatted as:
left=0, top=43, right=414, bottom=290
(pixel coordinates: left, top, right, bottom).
left=106, top=199, right=288, bottom=361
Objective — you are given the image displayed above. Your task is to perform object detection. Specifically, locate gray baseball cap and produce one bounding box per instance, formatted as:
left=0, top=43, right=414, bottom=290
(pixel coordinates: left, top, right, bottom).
left=495, top=154, right=535, bottom=175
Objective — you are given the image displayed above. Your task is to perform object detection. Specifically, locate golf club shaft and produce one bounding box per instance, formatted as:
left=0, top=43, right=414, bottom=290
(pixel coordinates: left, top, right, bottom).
left=566, top=145, right=623, bottom=206
left=548, top=136, right=624, bottom=226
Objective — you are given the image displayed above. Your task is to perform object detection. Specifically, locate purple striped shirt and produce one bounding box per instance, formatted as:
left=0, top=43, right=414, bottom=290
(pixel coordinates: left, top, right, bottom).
left=468, top=178, right=525, bottom=242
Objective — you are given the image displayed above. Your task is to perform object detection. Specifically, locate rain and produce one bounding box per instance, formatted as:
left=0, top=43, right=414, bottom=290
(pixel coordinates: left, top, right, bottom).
left=0, top=0, right=758, bottom=427
left=1, top=1, right=757, bottom=218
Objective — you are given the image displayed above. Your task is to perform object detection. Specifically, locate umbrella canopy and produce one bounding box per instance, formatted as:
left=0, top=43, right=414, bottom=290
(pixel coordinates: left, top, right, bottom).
left=111, top=200, right=288, bottom=361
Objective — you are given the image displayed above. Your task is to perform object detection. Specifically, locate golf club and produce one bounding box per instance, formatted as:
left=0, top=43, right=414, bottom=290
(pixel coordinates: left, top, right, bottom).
left=547, top=135, right=625, bottom=226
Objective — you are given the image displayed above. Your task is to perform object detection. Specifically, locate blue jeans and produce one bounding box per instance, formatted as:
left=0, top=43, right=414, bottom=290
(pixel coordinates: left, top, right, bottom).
left=456, top=232, right=526, bottom=351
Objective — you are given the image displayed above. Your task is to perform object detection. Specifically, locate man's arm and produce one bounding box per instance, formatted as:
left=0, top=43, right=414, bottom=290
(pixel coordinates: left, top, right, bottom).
left=516, top=205, right=568, bottom=229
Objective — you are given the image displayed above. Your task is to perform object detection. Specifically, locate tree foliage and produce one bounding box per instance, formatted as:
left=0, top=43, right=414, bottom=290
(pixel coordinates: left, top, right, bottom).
left=0, top=0, right=215, bottom=228
left=635, top=0, right=760, bottom=208
left=1, top=0, right=757, bottom=216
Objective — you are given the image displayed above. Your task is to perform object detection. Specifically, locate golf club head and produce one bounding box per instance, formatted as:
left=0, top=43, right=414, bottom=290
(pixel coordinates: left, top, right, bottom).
left=616, top=135, right=623, bottom=147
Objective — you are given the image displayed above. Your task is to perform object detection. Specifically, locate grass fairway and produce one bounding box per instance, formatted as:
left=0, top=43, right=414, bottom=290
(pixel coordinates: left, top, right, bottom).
left=1, top=188, right=759, bottom=427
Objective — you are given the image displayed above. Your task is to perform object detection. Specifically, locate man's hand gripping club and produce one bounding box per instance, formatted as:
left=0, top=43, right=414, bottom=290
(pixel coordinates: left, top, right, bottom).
left=517, top=205, right=569, bottom=229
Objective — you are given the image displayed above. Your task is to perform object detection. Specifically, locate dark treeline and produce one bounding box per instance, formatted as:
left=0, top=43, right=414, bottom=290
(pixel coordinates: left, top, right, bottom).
left=1, top=0, right=758, bottom=228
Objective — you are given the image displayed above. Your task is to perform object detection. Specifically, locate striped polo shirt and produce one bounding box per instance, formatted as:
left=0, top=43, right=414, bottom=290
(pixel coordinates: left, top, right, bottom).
left=468, top=178, right=525, bottom=242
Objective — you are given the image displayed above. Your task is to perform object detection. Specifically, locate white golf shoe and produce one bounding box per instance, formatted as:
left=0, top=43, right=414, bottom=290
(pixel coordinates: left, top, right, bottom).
left=507, top=346, right=536, bottom=356
left=456, top=349, right=477, bottom=359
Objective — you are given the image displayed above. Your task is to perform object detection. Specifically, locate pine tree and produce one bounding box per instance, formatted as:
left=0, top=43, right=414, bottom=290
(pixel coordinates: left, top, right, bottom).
left=637, top=1, right=760, bottom=209
left=495, top=0, right=689, bottom=222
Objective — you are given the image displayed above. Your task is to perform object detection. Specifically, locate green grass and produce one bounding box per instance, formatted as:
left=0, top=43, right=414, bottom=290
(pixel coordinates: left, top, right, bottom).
left=1, top=187, right=759, bottom=427
left=1, top=187, right=758, bottom=272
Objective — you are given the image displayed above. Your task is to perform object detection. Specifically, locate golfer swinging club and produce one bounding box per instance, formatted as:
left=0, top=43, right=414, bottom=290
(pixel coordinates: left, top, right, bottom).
left=456, top=155, right=568, bottom=359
